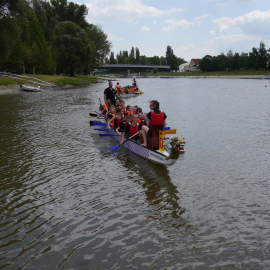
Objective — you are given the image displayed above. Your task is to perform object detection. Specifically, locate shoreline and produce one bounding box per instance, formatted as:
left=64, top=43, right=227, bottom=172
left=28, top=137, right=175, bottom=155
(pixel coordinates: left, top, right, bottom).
left=1, top=75, right=269, bottom=95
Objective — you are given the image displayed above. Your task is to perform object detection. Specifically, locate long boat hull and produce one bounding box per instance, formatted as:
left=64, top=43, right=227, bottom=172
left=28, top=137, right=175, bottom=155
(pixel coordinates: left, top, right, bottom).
left=120, top=93, right=140, bottom=98
left=113, top=134, right=184, bottom=166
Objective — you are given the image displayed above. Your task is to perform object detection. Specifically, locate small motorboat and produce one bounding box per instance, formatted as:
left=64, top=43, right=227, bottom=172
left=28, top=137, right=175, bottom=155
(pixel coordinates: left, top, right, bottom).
left=20, top=84, right=43, bottom=92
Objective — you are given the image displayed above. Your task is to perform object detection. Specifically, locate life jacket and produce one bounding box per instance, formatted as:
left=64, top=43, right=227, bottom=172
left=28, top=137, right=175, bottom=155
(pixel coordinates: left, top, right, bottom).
left=116, top=85, right=121, bottom=94
left=128, top=123, right=140, bottom=139
left=114, top=116, right=124, bottom=128
left=140, top=119, right=146, bottom=126
left=150, top=111, right=164, bottom=127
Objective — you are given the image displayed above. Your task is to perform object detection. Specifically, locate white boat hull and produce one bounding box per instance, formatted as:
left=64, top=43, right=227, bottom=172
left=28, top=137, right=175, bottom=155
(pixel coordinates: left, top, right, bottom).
left=20, top=84, right=43, bottom=92
left=114, top=135, right=180, bottom=166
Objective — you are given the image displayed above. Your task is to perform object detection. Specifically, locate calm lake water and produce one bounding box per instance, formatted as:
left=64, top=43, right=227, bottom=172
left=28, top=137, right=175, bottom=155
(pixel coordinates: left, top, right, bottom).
left=0, top=77, right=270, bottom=269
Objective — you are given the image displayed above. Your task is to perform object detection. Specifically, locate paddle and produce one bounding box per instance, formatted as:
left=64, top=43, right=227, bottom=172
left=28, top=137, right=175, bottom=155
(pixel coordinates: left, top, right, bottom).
left=94, top=128, right=115, bottom=132
left=96, top=91, right=104, bottom=111
left=94, top=111, right=106, bottom=118
left=89, top=112, right=106, bottom=118
left=100, top=129, right=176, bottom=136
left=90, top=121, right=107, bottom=126
left=109, top=132, right=140, bottom=150
left=99, top=133, right=118, bottom=137
left=164, top=129, right=176, bottom=135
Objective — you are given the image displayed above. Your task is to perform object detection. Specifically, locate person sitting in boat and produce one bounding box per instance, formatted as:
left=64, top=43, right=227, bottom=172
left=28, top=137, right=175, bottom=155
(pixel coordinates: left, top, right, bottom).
left=116, top=115, right=131, bottom=136
left=132, top=106, right=138, bottom=114
left=107, top=107, right=124, bottom=130
left=138, top=112, right=147, bottom=126
left=116, top=98, right=121, bottom=108
left=106, top=105, right=115, bottom=123
left=120, top=114, right=142, bottom=145
left=119, top=100, right=127, bottom=115
left=136, top=107, right=142, bottom=114
left=141, top=100, right=167, bottom=148
left=97, top=99, right=111, bottom=118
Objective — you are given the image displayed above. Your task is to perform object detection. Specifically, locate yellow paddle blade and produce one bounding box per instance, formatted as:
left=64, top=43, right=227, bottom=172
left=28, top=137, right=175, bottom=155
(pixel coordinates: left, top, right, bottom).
left=139, top=91, right=144, bottom=94
left=85, top=116, right=98, bottom=119
left=164, top=129, right=177, bottom=135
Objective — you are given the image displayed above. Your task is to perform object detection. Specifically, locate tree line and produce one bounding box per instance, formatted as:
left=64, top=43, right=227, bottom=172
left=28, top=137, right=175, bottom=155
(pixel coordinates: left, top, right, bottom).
left=108, top=45, right=186, bottom=70
left=0, top=0, right=111, bottom=76
left=199, top=41, right=270, bottom=72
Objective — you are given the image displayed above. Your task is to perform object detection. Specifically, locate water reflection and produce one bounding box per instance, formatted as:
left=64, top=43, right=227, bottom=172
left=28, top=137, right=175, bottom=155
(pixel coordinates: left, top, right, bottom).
left=113, top=149, right=186, bottom=225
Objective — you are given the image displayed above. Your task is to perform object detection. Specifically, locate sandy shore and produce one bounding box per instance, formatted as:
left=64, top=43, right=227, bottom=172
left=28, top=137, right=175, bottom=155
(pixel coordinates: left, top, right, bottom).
left=0, top=84, right=22, bottom=95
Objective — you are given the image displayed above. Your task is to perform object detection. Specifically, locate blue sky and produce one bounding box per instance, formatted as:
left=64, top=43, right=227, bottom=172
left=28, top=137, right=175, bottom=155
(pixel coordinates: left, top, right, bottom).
left=80, top=0, right=270, bottom=62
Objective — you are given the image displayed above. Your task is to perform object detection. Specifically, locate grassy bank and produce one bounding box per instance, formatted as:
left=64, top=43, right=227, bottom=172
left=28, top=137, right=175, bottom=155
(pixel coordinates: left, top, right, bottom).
left=0, top=74, right=100, bottom=87
left=150, top=70, right=270, bottom=77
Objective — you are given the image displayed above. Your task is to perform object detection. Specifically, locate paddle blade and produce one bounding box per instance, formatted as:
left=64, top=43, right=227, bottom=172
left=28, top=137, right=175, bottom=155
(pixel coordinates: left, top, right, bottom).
left=164, top=129, right=177, bottom=135
left=99, top=134, right=118, bottom=137
left=99, top=104, right=104, bottom=111
left=94, top=128, right=115, bottom=132
left=90, top=121, right=107, bottom=126
left=109, top=144, right=120, bottom=150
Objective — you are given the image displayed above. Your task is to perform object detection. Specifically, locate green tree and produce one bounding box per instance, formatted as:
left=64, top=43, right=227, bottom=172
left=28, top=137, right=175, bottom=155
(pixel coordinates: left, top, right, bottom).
left=135, top=47, right=140, bottom=63
left=258, top=41, right=269, bottom=69
left=248, top=47, right=259, bottom=70
left=85, top=24, right=111, bottom=68
left=226, top=50, right=233, bottom=71
left=239, top=52, right=248, bottom=70
left=109, top=52, right=115, bottom=64
left=232, top=52, right=240, bottom=70
left=216, top=53, right=227, bottom=71
left=199, top=55, right=213, bottom=71
left=165, top=45, right=173, bottom=65
left=52, top=21, right=92, bottom=76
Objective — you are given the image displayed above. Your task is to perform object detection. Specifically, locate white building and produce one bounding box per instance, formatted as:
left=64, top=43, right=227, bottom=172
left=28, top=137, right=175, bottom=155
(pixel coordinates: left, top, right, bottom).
left=179, top=63, right=190, bottom=72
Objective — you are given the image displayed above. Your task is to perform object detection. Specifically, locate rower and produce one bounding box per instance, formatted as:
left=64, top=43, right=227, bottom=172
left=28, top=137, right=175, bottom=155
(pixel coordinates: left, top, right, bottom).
left=106, top=105, right=115, bottom=123
left=141, top=100, right=167, bottom=150
left=116, top=115, right=131, bottom=136
left=107, top=107, right=124, bottom=130
left=120, top=114, right=142, bottom=145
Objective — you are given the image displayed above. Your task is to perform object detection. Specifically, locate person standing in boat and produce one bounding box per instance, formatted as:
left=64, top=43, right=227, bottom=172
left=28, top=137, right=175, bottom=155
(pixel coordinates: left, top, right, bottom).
left=115, top=82, right=122, bottom=96
left=104, top=82, right=116, bottom=107
left=141, top=100, right=167, bottom=147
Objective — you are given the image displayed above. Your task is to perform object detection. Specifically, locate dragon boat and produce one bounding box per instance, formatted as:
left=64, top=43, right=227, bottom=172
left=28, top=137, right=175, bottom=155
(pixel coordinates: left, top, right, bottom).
left=113, top=133, right=185, bottom=166
left=89, top=117, right=185, bottom=166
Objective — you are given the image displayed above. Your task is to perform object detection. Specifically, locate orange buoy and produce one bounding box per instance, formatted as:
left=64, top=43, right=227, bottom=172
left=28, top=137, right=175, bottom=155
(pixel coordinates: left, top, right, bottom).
left=265, top=85, right=267, bottom=87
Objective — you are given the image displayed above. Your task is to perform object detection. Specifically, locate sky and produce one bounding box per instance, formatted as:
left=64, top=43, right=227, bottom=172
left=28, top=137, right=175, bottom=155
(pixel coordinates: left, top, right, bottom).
left=79, top=0, right=270, bottom=62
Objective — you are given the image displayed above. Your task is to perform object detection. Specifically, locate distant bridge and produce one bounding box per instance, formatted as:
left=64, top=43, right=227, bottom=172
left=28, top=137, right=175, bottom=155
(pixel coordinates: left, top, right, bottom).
left=99, top=64, right=170, bottom=70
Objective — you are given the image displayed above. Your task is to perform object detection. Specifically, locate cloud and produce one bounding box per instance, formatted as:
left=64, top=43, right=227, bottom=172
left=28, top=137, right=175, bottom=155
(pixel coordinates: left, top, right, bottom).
left=107, top=33, right=124, bottom=41
left=161, top=14, right=209, bottom=32
left=213, top=9, right=270, bottom=36
left=138, top=26, right=151, bottom=33
left=85, top=0, right=185, bottom=23
left=215, top=3, right=229, bottom=7
left=194, top=14, right=210, bottom=25
left=161, top=19, right=191, bottom=32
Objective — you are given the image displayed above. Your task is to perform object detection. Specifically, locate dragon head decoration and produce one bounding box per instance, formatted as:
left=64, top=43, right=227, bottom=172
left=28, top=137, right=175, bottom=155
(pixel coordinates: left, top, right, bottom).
left=166, top=136, right=186, bottom=160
